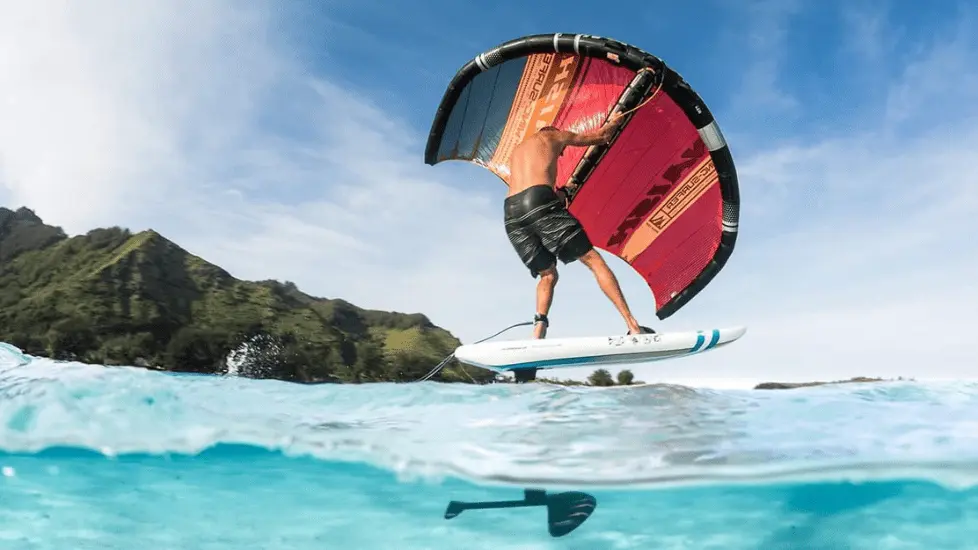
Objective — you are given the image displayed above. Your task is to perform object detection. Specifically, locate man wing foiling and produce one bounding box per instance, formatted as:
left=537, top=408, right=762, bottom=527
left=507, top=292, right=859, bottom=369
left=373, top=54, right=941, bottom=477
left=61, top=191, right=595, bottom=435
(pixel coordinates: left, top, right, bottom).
left=503, top=113, right=654, bottom=339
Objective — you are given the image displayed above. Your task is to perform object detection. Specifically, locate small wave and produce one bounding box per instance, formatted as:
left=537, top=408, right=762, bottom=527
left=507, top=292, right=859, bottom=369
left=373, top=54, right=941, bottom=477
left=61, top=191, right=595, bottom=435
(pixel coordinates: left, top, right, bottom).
left=3, top=346, right=978, bottom=490
left=0, top=343, right=31, bottom=368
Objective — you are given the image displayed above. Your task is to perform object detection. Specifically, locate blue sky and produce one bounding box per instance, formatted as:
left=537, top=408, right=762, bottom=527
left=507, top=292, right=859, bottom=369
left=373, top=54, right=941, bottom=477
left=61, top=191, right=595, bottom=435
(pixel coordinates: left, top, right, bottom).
left=1, top=0, right=976, bottom=386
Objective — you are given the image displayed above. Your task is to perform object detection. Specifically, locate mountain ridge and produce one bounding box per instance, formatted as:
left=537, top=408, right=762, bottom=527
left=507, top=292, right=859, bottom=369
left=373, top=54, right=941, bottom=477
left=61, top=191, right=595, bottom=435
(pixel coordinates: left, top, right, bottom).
left=0, top=206, right=486, bottom=383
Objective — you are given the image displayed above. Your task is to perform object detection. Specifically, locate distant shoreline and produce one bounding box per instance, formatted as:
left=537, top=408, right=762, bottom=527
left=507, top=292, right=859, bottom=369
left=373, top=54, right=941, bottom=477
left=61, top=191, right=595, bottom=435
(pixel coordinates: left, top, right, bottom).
left=751, top=376, right=912, bottom=390
left=525, top=375, right=915, bottom=390
left=0, top=342, right=922, bottom=391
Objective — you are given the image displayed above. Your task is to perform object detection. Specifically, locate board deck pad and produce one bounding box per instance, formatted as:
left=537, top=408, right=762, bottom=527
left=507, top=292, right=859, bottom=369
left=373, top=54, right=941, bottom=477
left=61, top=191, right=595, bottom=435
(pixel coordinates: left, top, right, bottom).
left=453, top=326, right=746, bottom=372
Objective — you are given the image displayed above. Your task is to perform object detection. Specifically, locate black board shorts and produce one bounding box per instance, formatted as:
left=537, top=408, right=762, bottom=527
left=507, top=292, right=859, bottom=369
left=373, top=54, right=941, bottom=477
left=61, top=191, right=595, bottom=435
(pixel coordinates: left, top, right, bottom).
left=503, top=185, right=594, bottom=277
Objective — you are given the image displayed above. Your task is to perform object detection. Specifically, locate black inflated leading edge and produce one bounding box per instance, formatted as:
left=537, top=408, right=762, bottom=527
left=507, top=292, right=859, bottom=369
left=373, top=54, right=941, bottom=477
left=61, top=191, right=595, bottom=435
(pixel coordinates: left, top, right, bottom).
left=424, top=33, right=740, bottom=321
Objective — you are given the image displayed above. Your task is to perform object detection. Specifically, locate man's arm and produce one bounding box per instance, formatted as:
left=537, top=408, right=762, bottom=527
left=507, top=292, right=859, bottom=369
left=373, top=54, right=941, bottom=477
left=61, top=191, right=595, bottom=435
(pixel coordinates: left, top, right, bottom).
left=555, top=113, right=624, bottom=147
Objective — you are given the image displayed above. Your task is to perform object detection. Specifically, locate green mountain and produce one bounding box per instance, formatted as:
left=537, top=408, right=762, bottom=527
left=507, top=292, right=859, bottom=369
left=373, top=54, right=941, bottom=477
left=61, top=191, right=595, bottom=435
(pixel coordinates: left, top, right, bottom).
left=0, top=206, right=489, bottom=383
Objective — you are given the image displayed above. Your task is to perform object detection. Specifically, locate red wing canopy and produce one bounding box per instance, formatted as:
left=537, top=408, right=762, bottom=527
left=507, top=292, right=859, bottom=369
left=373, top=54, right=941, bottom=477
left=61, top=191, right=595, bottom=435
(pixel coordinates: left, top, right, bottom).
left=424, top=34, right=740, bottom=320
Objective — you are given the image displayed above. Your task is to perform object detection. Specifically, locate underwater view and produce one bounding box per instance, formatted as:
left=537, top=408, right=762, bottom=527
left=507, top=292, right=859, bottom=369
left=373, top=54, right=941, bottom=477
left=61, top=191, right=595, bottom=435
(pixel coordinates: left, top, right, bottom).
left=3, top=0, right=978, bottom=548
left=2, top=343, right=977, bottom=549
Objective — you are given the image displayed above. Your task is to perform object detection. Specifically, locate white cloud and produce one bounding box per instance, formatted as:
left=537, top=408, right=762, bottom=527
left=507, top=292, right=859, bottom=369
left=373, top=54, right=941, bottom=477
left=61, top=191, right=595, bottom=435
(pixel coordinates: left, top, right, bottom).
left=882, top=14, right=978, bottom=131
left=0, top=0, right=284, bottom=232
left=718, top=0, right=807, bottom=119
left=1, top=2, right=976, bottom=386
left=839, top=1, right=901, bottom=65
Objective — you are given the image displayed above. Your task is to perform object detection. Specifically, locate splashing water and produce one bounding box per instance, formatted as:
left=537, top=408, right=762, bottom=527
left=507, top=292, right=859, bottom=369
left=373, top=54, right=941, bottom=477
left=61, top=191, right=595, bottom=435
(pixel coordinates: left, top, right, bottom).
left=2, top=342, right=978, bottom=549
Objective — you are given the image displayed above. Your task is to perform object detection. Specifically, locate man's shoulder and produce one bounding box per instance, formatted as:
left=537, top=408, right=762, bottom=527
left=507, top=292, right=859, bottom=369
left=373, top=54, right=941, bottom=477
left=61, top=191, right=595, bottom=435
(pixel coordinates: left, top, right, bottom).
left=516, top=132, right=550, bottom=149
left=528, top=130, right=568, bottom=146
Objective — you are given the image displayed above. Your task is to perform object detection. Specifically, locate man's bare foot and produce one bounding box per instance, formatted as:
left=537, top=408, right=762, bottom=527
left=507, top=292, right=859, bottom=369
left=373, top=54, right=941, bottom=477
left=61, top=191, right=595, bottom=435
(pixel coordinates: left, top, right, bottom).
left=628, top=324, right=655, bottom=335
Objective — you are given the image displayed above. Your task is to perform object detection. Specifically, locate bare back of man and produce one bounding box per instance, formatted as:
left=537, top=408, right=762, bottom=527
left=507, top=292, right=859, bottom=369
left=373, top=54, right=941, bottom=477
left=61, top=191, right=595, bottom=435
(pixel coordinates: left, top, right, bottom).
left=502, top=114, right=651, bottom=339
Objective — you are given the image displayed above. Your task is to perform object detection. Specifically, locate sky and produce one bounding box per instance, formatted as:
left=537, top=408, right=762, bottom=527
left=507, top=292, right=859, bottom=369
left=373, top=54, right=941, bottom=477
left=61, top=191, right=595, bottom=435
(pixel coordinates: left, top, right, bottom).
left=1, top=0, right=976, bottom=387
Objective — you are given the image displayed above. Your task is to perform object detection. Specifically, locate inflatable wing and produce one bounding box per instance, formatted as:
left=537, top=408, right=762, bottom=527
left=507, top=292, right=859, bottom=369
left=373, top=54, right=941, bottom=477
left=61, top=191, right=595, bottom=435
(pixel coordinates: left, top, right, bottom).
left=425, top=33, right=740, bottom=320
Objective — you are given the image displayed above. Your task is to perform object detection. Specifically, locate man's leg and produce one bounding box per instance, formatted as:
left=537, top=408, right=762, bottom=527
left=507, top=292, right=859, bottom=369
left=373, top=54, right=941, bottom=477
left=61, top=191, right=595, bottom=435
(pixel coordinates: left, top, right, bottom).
left=534, top=265, right=558, bottom=339
left=577, top=249, right=643, bottom=335
left=504, top=188, right=561, bottom=340
left=534, top=202, right=647, bottom=335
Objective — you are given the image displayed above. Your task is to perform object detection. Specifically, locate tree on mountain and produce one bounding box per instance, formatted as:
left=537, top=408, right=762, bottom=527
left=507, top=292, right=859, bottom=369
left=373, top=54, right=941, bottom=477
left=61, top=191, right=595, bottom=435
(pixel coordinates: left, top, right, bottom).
left=587, top=368, right=615, bottom=387
left=164, top=326, right=233, bottom=373
left=47, top=317, right=98, bottom=361
left=616, top=369, right=635, bottom=385
left=350, top=338, right=388, bottom=382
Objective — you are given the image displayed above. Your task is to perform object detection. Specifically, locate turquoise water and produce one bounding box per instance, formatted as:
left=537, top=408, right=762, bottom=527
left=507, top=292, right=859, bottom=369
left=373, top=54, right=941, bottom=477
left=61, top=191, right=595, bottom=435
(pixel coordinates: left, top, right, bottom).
left=1, top=342, right=977, bottom=549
